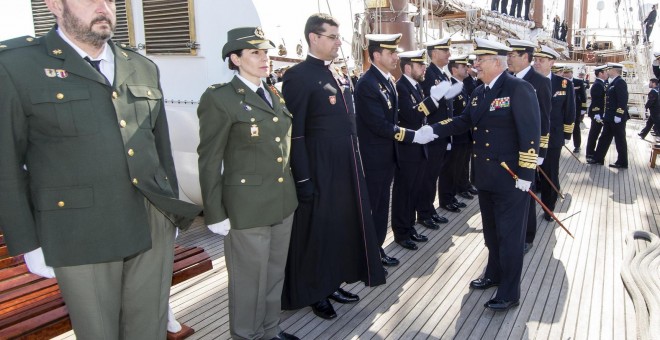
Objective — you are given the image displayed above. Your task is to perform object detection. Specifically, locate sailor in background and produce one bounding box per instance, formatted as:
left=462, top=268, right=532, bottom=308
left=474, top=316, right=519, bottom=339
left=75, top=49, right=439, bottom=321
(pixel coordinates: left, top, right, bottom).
left=354, top=34, right=438, bottom=260
left=505, top=38, right=551, bottom=254
left=532, top=45, right=574, bottom=221
left=639, top=78, right=660, bottom=139
left=391, top=49, right=436, bottom=251
left=565, top=67, right=588, bottom=153
left=586, top=65, right=608, bottom=160
left=588, top=63, right=630, bottom=168
left=281, top=13, right=385, bottom=321
left=428, top=38, right=541, bottom=311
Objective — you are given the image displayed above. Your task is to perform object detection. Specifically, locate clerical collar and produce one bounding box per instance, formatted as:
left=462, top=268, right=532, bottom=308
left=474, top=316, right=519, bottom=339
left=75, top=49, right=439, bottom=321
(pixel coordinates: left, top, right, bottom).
left=308, top=53, right=332, bottom=66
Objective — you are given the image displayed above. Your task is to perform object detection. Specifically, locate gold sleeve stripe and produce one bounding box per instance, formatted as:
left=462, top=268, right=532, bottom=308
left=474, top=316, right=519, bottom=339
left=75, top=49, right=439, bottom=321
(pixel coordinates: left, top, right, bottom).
left=616, top=108, right=624, bottom=114
left=563, top=123, right=574, bottom=133
left=592, top=107, right=600, bottom=111
left=582, top=103, right=588, bottom=108
left=519, top=160, right=537, bottom=169
left=417, top=103, right=430, bottom=116
left=519, top=149, right=538, bottom=169
left=440, top=118, right=453, bottom=125
left=395, top=128, right=406, bottom=141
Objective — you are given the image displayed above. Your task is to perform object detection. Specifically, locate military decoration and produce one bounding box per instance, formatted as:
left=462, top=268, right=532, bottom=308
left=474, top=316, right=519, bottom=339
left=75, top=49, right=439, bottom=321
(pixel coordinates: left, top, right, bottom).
left=562, top=79, right=567, bottom=88
left=471, top=97, right=478, bottom=106
left=250, top=124, right=259, bottom=137
left=44, top=69, right=56, bottom=77
left=242, top=101, right=252, bottom=111
left=55, top=69, right=68, bottom=78
left=489, top=97, right=510, bottom=111
left=329, top=95, right=337, bottom=105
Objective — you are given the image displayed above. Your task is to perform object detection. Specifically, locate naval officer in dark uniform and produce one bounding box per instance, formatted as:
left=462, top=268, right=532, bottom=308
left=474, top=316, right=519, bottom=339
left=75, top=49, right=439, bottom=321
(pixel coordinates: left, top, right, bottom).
left=532, top=45, right=575, bottom=221
left=586, top=65, right=608, bottom=160
left=588, top=63, right=630, bottom=168
left=565, top=67, right=588, bottom=153
left=505, top=39, right=552, bottom=253
left=280, top=13, right=385, bottom=320
left=428, top=38, right=541, bottom=311
left=0, top=1, right=201, bottom=338
left=391, top=49, right=437, bottom=250
left=355, top=34, right=439, bottom=260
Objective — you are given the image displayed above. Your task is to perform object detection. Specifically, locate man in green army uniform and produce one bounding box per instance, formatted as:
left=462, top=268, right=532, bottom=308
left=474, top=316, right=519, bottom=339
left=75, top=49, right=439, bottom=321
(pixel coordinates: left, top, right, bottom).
left=197, top=27, right=298, bottom=340
left=0, top=0, right=200, bottom=338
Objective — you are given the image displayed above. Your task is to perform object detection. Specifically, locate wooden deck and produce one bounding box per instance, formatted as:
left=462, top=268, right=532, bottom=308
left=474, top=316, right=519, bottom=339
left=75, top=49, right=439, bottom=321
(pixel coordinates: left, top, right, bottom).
left=53, top=119, right=659, bottom=339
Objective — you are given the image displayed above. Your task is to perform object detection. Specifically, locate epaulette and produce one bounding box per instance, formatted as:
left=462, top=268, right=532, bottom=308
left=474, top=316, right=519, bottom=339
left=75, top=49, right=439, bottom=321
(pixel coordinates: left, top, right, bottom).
left=207, top=83, right=228, bottom=90
left=0, top=36, right=39, bottom=52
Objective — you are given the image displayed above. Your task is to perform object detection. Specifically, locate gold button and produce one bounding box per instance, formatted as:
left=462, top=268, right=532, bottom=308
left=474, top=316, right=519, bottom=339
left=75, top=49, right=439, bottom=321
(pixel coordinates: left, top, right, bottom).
left=251, top=118, right=256, bottom=122
left=112, top=91, right=118, bottom=99
left=132, top=178, right=138, bottom=185
left=275, top=137, right=281, bottom=142
left=57, top=201, right=65, bottom=208
left=531, top=141, right=535, bottom=145
left=127, top=149, right=135, bottom=156
left=278, top=177, right=284, bottom=183
left=486, top=158, right=491, bottom=161
left=56, top=93, right=64, bottom=100
left=119, top=120, right=127, bottom=128
left=241, top=179, right=246, bottom=183
left=147, top=90, right=152, bottom=96
left=473, top=154, right=477, bottom=158
left=273, top=117, right=279, bottom=122
left=485, top=143, right=490, bottom=147
left=473, top=127, right=478, bottom=131
left=473, top=141, right=476, bottom=145
left=485, top=129, right=490, bottom=133
left=26, top=37, right=34, bottom=42
left=277, top=157, right=283, bottom=163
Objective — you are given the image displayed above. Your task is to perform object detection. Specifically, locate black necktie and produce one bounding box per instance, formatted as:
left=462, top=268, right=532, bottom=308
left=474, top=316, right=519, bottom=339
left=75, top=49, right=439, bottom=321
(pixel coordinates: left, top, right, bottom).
left=484, top=86, right=490, bottom=99
left=256, top=87, right=272, bottom=108
left=84, top=57, right=109, bottom=83
left=415, top=83, right=424, bottom=97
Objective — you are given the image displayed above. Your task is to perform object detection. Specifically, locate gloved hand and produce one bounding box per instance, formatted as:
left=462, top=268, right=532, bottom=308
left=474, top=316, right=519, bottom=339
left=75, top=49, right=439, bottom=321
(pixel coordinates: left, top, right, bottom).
left=24, top=247, right=55, bottom=278
left=515, top=179, right=532, bottom=192
left=580, top=110, right=586, bottom=116
left=295, top=179, right=315, bottom=202
left=413, top=125, right=438, bottom=144
left=614, top=116, right=622, bottom=123
left=537, top=157, right=544, bottom=165
left=594, top=114, right=603, bottom=123
left=446, top=143, right=452, bottom=151
left=208, top=221, right=230, bottom=236
left=430, top=81, right=451, bottom=101
left=444, top=82, right=464, bottom=99
left=564, top=139, right=570, bottom=145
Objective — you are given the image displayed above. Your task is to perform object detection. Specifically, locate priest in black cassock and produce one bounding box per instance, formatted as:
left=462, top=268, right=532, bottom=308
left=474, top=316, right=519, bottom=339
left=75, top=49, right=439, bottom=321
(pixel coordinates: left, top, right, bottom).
left=281, top=13, right=386, bottom=320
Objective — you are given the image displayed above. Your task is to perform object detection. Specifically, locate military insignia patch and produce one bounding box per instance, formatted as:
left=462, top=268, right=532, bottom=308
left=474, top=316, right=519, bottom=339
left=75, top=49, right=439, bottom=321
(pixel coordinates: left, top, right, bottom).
left=55, top=69, right=68, bottom=78
left=553, top=91, right=566, bottom=97
left=237, top=88, right=245, bottom=94
left=329, top=95, right=336, bottom=105
left=254, top=27, right=265, bottom=39
left=489, top=97, right=510, bottom=111
left=471, top=97, right=478, bottom=106
left=410, top=94, right=417, bottom=104
left=242, top=102, right=252, bottom=111
left=250, top=124, right=259, bottom=137
left=52, top=49, right=63, bottom=55
left=44, top=69, right=56, bottom=77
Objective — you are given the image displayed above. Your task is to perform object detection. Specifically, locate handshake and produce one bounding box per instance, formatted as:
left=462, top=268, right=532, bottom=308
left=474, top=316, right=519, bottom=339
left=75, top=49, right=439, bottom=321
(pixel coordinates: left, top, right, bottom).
left=413, top=125, right=438, bottom=144
left=430, top=81, right=463, bottom=101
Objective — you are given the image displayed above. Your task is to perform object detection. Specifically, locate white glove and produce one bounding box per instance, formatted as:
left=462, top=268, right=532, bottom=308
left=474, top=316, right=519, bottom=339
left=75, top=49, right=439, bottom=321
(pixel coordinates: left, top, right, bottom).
left=444, top=82, right=464, bottom=99
left=515, top=179, right=532, bottom=192
left=580, top=110, right=586, bottom=116
left=564, top=139, right=570, bottom=145
left=537, top=157, right=544, bottom=165
left=446, top=143, right=452, bottom=151
left=24, top=247, right=55, bottom=278
left=614, top=116, right=622, bottom=123
left=413, top=125, right=438, bottom=144
left=429, top=81, right=451, bottom=101
left=208, top=221, right=230, bottom=236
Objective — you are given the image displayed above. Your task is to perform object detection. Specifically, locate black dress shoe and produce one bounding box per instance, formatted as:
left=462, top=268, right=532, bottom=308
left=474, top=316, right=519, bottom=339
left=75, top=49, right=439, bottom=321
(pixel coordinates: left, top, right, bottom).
left=329, top=288, right=359, bottom=304
left=271, top=331, right=300, bottom=340
left=470, top=277, right=499, bottom=289
left=431, top=214, right=449, bottom=224
left=524, top=242, right=533, bottom=254
left=383, top=267, right=388, bottom=277
left=458, top=191, right=474, bottom=199
left=609, top=163, right=628, bottom=169
left=441, top=203, right=461, bottom=212
left=543, top=212, right=553, bottom=221
left=484, top=299, right=520, bottom=311
left=467, top=186, right=479, bottom=195
left=454, top=201, right=467, bottom=208
left=381, top=254, right=400, bottom=266
left=310, top=298, right=337, bottom=319
left=418, top=218, right=440, bottom=230
left=586, top=159, right=604, bottom=165
left=396, top=239, right=418, bottom=250
left=410, top=232, right=428, bottom=242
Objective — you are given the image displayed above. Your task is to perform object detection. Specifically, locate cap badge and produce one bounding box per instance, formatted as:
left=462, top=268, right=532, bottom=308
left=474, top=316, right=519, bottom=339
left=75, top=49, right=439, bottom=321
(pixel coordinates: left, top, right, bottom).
left=254, top=27, right=265, bottom=39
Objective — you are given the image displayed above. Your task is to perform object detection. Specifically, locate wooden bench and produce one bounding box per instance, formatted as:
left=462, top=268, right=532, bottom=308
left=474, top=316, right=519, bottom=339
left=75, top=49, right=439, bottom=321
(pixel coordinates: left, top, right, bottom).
left=650, top=145, right=660, bottom=168
left=0, top=235, right=212, bottom=340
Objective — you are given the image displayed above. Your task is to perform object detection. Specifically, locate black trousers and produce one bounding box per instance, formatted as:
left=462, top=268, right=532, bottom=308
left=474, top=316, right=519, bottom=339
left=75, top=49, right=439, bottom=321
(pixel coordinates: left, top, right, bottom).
left=523, top=0, right=532, bottom=20
left=540, top=147, right=561, bottom=211
left=392, top=160, right=427, bottom=242
left=439, top=148, right=455, bottom=206
left=573, top=112, right=584, bottom=149
left=525, top=190, right=537, bottom=243
left=452, top=143, right=472, bottom=193
left=586, top=119, right=603, bottom=158
left=479, top=186, right=529, bottom=301
left=509, top=0, right=521, bottom=17
left=364, top=164, right=395, bottom=251
left=593, top=121, right=628, bottom=166
left=640, top=112, right=659, bottom=137
left=416, top=142, right=448, bottom=220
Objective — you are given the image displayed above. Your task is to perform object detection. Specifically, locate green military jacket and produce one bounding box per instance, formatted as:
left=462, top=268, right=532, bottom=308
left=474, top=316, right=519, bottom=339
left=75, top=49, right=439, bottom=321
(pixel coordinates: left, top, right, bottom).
left=0, top=28, right=201, bottom=267
left=197, top=76, right=297, bottom=229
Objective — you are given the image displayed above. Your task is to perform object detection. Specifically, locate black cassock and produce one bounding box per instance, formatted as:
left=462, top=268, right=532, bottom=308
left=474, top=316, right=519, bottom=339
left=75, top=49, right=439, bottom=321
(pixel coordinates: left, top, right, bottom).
left=280, top=56, right=386, bottom=309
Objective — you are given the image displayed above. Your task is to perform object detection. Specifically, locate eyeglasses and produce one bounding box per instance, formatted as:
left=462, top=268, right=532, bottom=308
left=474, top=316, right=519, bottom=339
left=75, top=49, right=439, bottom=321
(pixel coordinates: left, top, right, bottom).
left=316, top=33, right=342, bottom=41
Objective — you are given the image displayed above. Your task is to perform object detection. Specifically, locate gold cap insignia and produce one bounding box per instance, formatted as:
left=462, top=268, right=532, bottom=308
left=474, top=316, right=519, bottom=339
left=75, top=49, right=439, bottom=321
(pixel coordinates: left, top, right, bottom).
left=52, top=49, right=63, bottom=55
left=254, top=27, right=265, bottom=39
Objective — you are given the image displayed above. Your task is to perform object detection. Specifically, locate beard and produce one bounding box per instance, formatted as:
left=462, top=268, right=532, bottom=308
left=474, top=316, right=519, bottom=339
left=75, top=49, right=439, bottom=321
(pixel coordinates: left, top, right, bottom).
left=61, top=2, right=115, bottom=48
